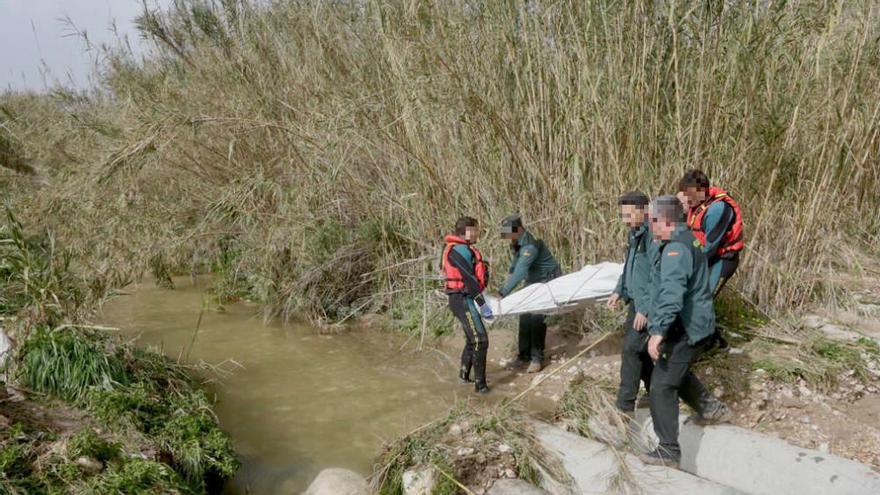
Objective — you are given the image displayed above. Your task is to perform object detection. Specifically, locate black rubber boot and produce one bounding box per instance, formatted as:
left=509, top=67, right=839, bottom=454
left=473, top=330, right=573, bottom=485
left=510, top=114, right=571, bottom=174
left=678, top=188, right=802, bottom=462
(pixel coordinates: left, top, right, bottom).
left=459, top=345, right=474, bottom=384
left=473, top=345, right=490, bottom=394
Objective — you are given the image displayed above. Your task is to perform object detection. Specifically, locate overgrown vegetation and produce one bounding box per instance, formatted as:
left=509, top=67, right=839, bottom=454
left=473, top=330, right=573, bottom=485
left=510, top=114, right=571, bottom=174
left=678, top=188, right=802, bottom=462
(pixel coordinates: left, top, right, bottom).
left=372, top=404, right=569, bottom=494
left=749, top=334, right=880, bottom=388
left=1, top=0, right=879, bottom=325
left=0, top=213, right=237, bottom=492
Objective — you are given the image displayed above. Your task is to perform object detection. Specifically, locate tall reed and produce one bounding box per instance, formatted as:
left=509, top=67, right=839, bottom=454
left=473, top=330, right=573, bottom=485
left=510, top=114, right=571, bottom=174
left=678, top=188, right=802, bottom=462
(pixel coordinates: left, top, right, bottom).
left=2, top=0, right=879, bottom=321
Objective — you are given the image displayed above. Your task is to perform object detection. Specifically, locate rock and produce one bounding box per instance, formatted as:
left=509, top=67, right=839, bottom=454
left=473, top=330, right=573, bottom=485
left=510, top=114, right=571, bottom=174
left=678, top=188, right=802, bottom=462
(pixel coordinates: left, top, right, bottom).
left=0, top=328, right=11, bottom=369
left=802, top=315, right=827, bottom=329
left=448, top=424, right=463, bottom=437
left=457, top=447, right=475, bottom=456
left=488, top=479, right=551, bottom=495
left=713, top=386, right=725, bottom=399
left=402, top=466, right=437, bottom=495
left=304, top=468, right=368, bottom=495
left=75, top=456, right=103, bottom=475
left=497, top=443, right=513, bottom=454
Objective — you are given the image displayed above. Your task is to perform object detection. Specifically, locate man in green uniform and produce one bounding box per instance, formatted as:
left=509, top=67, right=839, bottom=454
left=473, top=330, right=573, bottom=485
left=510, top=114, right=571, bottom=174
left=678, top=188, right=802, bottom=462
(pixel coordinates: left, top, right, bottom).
left=607, top=192, right=654, bottom=414
left=497, top=215, right=561, bottom=373
left=640, top=196, right=730, bottom=468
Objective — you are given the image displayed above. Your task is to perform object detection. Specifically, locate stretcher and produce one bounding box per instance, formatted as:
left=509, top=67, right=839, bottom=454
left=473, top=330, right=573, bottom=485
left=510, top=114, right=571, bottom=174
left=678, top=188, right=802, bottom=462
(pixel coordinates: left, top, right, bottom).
left=484, top=262, right=623, bottom=318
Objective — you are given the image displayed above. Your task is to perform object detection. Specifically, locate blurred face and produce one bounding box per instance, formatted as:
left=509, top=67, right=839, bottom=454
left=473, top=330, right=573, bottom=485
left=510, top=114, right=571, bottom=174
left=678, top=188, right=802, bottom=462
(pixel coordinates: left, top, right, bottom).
left=650, top=216, right=676, bottom=241
left=649, top=205, right=677, bottom=241
left=620, top=205, right=647, bottom=228
left=501, top=227, right=522, bottom=242
left=681, top=186, right=708, bottom=209
left=464, top=225, right=481, bottom=243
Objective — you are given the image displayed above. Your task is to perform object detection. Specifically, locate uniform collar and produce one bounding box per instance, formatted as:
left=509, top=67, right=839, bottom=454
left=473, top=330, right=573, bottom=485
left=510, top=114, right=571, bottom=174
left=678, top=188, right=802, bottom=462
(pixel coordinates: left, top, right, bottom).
left=514, top=230, right=535, bottom=250
left=671, top=224, right=691, bottom=242
left=632, top=221, right=648, bottom=238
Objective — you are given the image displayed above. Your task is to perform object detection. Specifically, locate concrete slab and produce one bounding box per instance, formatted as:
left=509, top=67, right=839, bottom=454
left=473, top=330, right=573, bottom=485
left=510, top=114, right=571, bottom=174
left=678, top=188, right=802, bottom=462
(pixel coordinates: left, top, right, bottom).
left=634, top=410, right=880, bottom=495
left=532, top=421, right=744, bottom=494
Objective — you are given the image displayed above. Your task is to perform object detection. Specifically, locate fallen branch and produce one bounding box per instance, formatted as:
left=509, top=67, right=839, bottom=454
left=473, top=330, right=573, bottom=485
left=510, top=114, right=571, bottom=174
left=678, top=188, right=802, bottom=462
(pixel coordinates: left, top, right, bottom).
left=53, top=323, right=120, bottom=332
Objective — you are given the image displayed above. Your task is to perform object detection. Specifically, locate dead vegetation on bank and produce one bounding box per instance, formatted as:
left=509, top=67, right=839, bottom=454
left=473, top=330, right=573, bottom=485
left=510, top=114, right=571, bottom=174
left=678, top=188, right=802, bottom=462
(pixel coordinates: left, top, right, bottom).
left=1, top=0, right=879, bottom=327
left=371, top=404, right=572, bottom=495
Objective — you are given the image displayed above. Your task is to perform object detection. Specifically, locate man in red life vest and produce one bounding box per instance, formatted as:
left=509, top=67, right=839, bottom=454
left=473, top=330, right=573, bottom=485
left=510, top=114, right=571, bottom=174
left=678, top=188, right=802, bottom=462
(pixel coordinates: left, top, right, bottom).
left=442, top=216, right=493, bottom=394
left=677, top=170, right=744, bottom=298
left=677, top=170, right=745, bottom=349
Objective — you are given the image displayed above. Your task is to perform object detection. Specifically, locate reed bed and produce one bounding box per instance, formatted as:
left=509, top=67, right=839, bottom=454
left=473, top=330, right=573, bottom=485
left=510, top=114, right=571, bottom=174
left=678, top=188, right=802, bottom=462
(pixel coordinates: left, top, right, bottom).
left=1, top=0, right=879, bottom=322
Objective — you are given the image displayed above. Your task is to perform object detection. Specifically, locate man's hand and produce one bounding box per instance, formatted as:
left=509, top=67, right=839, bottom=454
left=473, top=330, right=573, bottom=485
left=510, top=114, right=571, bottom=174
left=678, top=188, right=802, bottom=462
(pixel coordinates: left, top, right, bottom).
left=648, top=334, right=664, bottom=361
left=606, top=292, right=621, bottom=310
left=634, top=312, right=648, bottom=331
left=480, top=305, right=494, bottom=320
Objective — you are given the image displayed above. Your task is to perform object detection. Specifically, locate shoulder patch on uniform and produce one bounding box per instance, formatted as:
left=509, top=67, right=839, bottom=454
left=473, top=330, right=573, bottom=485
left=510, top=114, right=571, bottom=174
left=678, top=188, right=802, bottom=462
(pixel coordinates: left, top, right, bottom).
left=693, top=239, right=701, bottom=248
left=666, top=251, right=680, bottom=257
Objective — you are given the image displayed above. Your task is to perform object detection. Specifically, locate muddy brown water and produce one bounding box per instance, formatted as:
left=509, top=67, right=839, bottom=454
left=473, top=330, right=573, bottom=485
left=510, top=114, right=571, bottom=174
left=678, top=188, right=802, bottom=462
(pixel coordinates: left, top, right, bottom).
left=100, top=278, right=483, bottom=494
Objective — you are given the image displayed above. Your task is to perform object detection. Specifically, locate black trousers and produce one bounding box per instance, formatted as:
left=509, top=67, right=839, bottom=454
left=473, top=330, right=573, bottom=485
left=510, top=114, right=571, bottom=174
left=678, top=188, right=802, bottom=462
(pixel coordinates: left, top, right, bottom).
left=517, top=270, right=561, bottom=362
left=518, top=313, right=546, bottom=362
left=649, top=324, right=712, bottom=453
left=448, top=293, right=488, bottom=388
left=616, top=305, right=654, bottom=412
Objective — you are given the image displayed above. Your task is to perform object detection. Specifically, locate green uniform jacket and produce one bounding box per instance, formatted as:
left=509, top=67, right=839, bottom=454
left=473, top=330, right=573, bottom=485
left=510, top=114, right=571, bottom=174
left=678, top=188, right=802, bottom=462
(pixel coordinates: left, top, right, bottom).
left=647, top=226, right=715, bottom=345
left=613, top=222, right=652, bottom=316
left=499, top=230, right=561, bottom=297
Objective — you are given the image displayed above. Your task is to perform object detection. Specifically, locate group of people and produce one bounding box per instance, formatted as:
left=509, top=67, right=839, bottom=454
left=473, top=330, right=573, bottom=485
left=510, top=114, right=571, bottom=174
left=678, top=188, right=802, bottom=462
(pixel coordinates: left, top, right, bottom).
left=440, top=169, right=745, bottom=468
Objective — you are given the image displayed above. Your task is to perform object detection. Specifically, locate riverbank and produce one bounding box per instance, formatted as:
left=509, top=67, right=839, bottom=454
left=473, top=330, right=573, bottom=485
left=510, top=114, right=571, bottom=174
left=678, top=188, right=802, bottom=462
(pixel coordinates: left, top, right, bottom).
left=96, top=273, right=880, bottom=493
left=367, top=295, right=880, bottom=493
left=0, top=216, right=237, bottom=493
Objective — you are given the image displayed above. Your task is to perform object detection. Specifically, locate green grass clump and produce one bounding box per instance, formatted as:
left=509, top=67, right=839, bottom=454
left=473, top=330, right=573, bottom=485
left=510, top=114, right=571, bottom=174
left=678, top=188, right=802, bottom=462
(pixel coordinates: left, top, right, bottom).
left=18, top=327, right=128, bottom=402
left=15, top=327, right=238, bottom=492
left=810, top=337, right=877, bottom=381
left=0, top=426, right=32, bottom=482
left=66, top=429, right=121, bottom=464
left=750, top=334, right=880, bottom=389
left=715, top=291, right=768, bottom=332
left=84, top=458, right=193, bottom=495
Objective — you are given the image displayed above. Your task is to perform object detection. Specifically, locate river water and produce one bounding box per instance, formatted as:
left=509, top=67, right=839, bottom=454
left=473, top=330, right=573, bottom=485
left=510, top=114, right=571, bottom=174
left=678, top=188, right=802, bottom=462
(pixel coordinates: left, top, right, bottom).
left=101, top=277, right=469, bottom=494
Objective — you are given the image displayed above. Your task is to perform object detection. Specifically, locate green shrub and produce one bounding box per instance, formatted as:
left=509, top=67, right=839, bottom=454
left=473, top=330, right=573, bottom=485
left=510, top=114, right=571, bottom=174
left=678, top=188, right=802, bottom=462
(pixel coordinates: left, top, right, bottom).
left=18, top=327, right=128, bottom=402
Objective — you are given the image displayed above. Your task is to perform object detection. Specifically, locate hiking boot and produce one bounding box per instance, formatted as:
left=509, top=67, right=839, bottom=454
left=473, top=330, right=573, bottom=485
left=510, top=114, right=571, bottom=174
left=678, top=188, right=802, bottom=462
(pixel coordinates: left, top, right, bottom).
left=526, top=360, right=543, bottom=373
left=639, top=448, right=681, bottom=469
left=693, top=401, right=732, bottom=426
left=505, top=357, right=529, bottom=370
left=475, top=384, right=491, bottom=394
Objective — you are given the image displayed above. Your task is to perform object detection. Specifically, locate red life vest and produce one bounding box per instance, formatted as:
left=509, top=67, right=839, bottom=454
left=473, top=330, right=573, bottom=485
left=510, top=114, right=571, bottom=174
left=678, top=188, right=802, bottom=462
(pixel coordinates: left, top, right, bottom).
left=441, top=235, right=489, bottom=292
left=687, top=187, right=744, bottom=256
